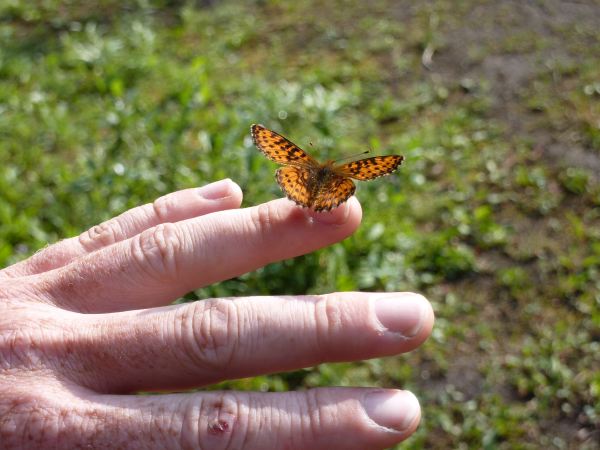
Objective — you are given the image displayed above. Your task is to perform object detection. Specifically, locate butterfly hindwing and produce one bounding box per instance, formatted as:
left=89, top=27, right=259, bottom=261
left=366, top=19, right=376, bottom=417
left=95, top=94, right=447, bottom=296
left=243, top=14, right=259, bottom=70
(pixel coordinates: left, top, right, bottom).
left=275, top=166, right=312, bottom=207
left=311, top=176, right=356, bottom=212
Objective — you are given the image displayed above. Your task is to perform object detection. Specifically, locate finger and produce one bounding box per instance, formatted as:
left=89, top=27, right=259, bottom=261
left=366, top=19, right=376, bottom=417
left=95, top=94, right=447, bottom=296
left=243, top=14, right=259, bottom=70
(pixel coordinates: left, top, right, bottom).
left=29, top=388, right=420, bottom=449
left=0, top=179, right=242, bottom=279
left=57, top=292, right=433, bottom=392
left=41, top=197, right=362, bottom=313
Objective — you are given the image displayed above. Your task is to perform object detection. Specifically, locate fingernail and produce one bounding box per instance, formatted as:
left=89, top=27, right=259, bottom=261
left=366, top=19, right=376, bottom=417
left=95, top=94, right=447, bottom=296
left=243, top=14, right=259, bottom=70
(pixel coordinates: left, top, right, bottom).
left=363, top=390, right=420, bottom=431
left=198, top=179, right=233, bottom=200
left=375, top=295, right=427, bottom=337
left=308, top=201, right=350, bottom=225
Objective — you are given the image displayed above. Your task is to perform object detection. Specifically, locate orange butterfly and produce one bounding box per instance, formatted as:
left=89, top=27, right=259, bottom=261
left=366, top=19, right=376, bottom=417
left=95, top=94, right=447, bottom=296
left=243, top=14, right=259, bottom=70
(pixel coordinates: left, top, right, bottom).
left=251, top=124, right=404, bottom=211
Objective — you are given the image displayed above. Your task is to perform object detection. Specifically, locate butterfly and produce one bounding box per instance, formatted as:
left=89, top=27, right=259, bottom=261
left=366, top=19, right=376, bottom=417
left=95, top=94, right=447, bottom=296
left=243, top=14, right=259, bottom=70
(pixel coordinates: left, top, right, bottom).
left=251, top=124, right=404, bottom=211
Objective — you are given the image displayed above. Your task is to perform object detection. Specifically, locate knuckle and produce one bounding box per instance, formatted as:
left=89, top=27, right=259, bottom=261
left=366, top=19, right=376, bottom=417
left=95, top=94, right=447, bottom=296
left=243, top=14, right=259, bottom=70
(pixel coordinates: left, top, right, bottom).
left=0, top=386, right=90, bottom=448
left=131, top=223, right=182, bottom=282
left=0, top=279, right=30, bottom=301
left=1, top=327, right=18, bottom=368
left=0, top=382, right=106, bottom=449
left=0, top=327, right=35, bottom=368
left=182, top=393, right=247, bottom=450
left=303, top=389, right=325, bottom=442
left=79, top=218, right=126, bottom=251
left=0, top=308, right=60, bottom=368
left=312, top=295, right=344, bottom=355
left=2, top=315, right=86, bottom=380
left=0, top=390, right=45, bottom=447
left=181, top=300, right=239, bottom=372
left=152, top=193, right=176, bottom=222
left=247, top=202, right=276, bottom=246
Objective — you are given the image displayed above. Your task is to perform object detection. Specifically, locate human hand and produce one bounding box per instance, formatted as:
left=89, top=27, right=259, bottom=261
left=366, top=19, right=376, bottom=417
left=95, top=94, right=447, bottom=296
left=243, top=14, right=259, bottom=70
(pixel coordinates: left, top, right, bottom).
left=0, top=178, right=434, bottom=449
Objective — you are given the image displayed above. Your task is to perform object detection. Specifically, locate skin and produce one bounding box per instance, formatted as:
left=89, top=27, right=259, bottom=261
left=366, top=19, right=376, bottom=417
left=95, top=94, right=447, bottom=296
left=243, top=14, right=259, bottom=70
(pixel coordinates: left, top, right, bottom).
left=0, top=178, right=434, bottom=449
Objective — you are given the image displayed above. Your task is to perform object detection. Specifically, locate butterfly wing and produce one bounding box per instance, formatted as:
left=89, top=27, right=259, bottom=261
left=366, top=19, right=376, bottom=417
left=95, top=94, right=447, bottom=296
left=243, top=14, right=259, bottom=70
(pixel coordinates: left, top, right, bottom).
left=311, top=176, right=356, bottom=212
left=275, top=166, right=312, bottom=207
left=336, top=155, right=404, bottom=180
left=276, top=165, right=357, bottom=211
left=252, top=124, right=317, bottom=167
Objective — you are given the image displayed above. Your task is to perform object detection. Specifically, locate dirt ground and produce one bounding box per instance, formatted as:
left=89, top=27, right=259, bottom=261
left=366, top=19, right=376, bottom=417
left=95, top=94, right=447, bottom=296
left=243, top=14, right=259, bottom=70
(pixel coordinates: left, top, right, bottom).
left=392, top=1, right=599, bottom=446
left=418, top=0, right=599, bottom=173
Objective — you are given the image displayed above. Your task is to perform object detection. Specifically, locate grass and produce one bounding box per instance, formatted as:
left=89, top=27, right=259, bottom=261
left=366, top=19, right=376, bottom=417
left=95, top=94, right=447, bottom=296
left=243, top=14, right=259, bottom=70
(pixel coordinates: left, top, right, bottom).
left=1, top=0, right=599, bottom=448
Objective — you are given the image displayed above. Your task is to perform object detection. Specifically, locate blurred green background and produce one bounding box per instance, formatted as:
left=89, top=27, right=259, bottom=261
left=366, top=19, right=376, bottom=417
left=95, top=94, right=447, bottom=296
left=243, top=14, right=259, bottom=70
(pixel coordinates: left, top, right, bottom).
left=1, top=0, right=599, bottom=448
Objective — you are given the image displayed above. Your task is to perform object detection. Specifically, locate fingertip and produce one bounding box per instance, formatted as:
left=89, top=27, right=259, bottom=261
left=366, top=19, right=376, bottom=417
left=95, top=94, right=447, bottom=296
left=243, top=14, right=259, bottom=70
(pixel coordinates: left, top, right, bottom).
left=198, top=179, right=243, bottom=205
left=363, top=389, right=421, bottom=434
left=225, top=179, right=244, bottom=203
left=374, top=293, right=435, bottom=340
left=348, top=196, right=363, bottom=228
left=345, top=196, right=363, bottom=228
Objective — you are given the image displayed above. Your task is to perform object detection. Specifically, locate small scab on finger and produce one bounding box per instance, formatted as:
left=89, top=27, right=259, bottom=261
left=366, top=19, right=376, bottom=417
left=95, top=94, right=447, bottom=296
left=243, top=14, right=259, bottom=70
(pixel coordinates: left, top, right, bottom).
left=208, top=419, right=231, bottom=435
left=206, top=400, right=236, bottom=436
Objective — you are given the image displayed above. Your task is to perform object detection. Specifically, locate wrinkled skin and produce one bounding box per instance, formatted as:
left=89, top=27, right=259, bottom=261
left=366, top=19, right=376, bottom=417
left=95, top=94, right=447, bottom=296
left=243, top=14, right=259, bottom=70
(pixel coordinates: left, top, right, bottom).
left=0, top=179, right=434, bottom=449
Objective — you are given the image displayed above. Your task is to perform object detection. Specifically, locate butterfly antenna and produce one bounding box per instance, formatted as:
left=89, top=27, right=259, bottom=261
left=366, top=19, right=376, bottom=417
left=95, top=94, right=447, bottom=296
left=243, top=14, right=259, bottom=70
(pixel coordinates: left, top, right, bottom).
left=333, top=149, right=370, bottom=163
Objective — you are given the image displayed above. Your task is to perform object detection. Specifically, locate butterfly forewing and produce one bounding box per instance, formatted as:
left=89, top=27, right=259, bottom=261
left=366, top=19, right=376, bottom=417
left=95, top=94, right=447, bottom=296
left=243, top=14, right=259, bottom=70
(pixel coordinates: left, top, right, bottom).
left=251, top=124, right=317, bottom=167
left=336, top=155, right=404, bottom=181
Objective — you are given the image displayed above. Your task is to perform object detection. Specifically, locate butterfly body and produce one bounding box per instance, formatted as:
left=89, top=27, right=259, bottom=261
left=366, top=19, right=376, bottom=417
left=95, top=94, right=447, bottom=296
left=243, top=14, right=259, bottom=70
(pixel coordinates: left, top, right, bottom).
left=252, top=124, right=403, bottom=211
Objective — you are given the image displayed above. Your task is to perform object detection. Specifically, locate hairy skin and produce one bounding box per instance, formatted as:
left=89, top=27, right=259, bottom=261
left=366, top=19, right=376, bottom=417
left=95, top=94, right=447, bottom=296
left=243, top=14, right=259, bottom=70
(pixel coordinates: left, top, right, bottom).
left=0, top=179, right=434, bottom=449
